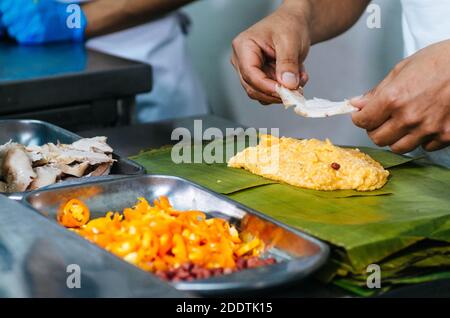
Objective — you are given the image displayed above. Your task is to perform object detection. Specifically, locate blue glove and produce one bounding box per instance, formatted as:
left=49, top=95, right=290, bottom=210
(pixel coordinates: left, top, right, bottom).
left=0, top=0, right=87, bottom=45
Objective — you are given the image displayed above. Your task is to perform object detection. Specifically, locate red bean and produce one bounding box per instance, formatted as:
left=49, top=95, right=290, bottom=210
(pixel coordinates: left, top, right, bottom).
left=156, top=256, right=277, bottom=282
left=331, top=162, right=341, bottom=170
left=236, top=257, right=247, bottom=269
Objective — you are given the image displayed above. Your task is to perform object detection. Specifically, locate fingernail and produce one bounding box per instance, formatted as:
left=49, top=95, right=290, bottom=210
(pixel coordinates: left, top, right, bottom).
left=350, top=95, right=368, bottom=107
left=350, top=95, right=364, bottom=102
left=281, top=72, right=299, bottom=88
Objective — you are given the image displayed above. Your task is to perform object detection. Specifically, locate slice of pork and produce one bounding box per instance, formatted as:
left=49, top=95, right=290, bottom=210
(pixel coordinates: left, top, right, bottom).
left=87, top=162, right=112, bottom=177
left=0, top=141, right=17, bottom=178
left=29, top=166, right=62, bottom=190
left=276, top=85, right=358, bottom=118
left=54, top=149, right=114, bottom=166
left=2, top=146, right=37, bottom=192
left=26, top=144, right=113, bottom=166
left=70, top=137, right=113, bottom=154
left=26, top=143, right=60, bottom=165
left=55, top=162, right=90, bottom=178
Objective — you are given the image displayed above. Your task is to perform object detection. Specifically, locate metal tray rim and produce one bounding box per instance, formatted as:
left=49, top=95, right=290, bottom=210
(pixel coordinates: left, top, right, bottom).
left=22, top=174, right=330, bottom=295
left=0, top=118, right=81, bottom=137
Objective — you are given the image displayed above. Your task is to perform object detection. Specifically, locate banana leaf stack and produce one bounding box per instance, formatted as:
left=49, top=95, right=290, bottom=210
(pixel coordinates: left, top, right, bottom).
left=131, top=136, right=450, bottom=296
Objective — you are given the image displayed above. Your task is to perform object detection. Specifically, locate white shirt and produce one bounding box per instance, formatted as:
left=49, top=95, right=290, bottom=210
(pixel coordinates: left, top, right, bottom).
left=402, top=0, right=450, bottom=57
left=58, top=2, right=208, bottom=123
left=401, top=0, right=450, bottom=167
left=87, top=13, right=208, bottom=123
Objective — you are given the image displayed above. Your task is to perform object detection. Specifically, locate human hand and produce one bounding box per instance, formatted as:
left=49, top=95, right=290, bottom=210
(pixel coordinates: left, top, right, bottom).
left=352, top=40, right=450, bottom=153
left=0, top=0, right=87, bottom=45
left=231, top=2, right=311, bottom=104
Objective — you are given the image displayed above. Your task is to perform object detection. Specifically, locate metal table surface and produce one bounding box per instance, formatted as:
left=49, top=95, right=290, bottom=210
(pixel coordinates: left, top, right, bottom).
left=0, top=42, right=152, bottom=130
left=79, top=115, right=450, bottom=298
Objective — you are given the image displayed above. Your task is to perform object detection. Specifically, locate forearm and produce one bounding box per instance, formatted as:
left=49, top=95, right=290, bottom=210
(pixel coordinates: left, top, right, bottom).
left=282, top=0, right=370, bottom=44
left=82, top=0, right=195, bottom=38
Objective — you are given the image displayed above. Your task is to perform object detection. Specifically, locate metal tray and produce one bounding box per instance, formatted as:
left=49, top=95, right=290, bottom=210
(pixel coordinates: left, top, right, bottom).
left=0, top=119, right=144, bottom=200
left=23, top=175, right=329, bottom=295
left=0, top=194, right=186, bottom=298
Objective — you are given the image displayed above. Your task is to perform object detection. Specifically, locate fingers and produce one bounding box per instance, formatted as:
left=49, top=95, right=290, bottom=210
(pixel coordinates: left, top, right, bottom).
left=350, top=95, right=369, bottom=110
left=350, top=62, right=404, bottom=111
left=262, top=62, right=277, bottom=82
left=231, top=54, right=281, bottom=104
left=0, top=0, right=15, bottom=15
left=352, top=84, right=403, bottom=131
left=232, top=38, right=278, bottom=97
left=240, top=75, right=282, bottom=104
left=264, top=61, right=308, bottom=87
left=274, top=36, right=302, bottom=89
left=352, top=97, right=393, bottom=132
left=9, top=13, right=35, bottom=38
left=390, top=133, right=430, bottom=154
left=231, top=22, right=309, bottom=105
left=422, top=139, right=449, bottom=152
left=299, top=64, right=309, bottom=86
left=422, top=127, right=450, bottom=152
left=367, top=119, right=408, bottom=147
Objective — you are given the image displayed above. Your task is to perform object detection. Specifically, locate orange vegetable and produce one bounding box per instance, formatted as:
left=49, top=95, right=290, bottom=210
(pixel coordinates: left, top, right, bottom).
left=59, top=196, right=265, bottom=273
left=57, top=199, right=90, bottom=228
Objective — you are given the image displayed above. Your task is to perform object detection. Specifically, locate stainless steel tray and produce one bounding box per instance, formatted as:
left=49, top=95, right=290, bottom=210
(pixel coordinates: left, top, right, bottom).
left=0, top=119, right=144, bottom=200
left=23, top=175, right=329, bottom=295
left=0, top=194, right=186, bottom=297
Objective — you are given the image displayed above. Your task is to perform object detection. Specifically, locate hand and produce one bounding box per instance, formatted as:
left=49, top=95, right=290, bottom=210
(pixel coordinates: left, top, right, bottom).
left=352, top=40, right=450, bottom=154
left=231, top=2, right=311, bottom=105
left=0, top=0, right=87, bottom=45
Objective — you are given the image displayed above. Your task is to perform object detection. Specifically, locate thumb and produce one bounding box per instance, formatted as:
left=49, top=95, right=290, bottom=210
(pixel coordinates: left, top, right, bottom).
left=275, top=38, right=301, bottom=90
left=350, top=88, right=376, bottom=109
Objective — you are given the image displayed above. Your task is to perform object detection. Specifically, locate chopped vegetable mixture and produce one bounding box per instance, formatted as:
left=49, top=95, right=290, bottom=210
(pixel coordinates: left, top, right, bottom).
left=57, top=196, right=275, bottom=281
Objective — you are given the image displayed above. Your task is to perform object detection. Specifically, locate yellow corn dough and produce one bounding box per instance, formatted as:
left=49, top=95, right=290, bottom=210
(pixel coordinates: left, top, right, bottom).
left=227, top=135, right=389, bottom=191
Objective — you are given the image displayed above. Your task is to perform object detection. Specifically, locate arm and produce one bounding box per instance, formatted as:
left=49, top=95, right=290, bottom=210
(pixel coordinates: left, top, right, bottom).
left=231, top=0, right=370, bottom=104
left=83, top=0, right=196, bottom=38
left=303, top=0, right=371, bottom=44
left=0, top=0, right=195, bottom=44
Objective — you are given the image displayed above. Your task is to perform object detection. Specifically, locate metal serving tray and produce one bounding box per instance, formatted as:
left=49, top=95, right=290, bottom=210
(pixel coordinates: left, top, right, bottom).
left=24, top=175, right=329, bottom=295
left=0, top=195, right=186, bottom=298
left=0, top=119, right=144, bottom=200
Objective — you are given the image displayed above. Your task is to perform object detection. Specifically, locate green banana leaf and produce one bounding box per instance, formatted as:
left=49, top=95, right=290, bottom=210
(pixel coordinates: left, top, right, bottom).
left=132, top=146, right=275, bottom=195
left=131, top=140, right=410, bottom=198
left=334, top=268, right=450, bottom=296
left=333, top=279, right=389, bottom=297
left=322, top=241, right=450, bottom=295
left=353, top=147, right=423, bottom=169
left=131, top=138, right=450, bottom=293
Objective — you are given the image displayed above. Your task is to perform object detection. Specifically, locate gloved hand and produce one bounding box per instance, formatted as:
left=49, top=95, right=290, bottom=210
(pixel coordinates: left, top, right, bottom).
left=0, top=0, right=87, bottom=45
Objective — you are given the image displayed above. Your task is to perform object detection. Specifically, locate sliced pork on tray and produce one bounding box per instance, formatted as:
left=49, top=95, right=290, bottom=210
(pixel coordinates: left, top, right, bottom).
left=0, top=137, right=115, bottom=193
